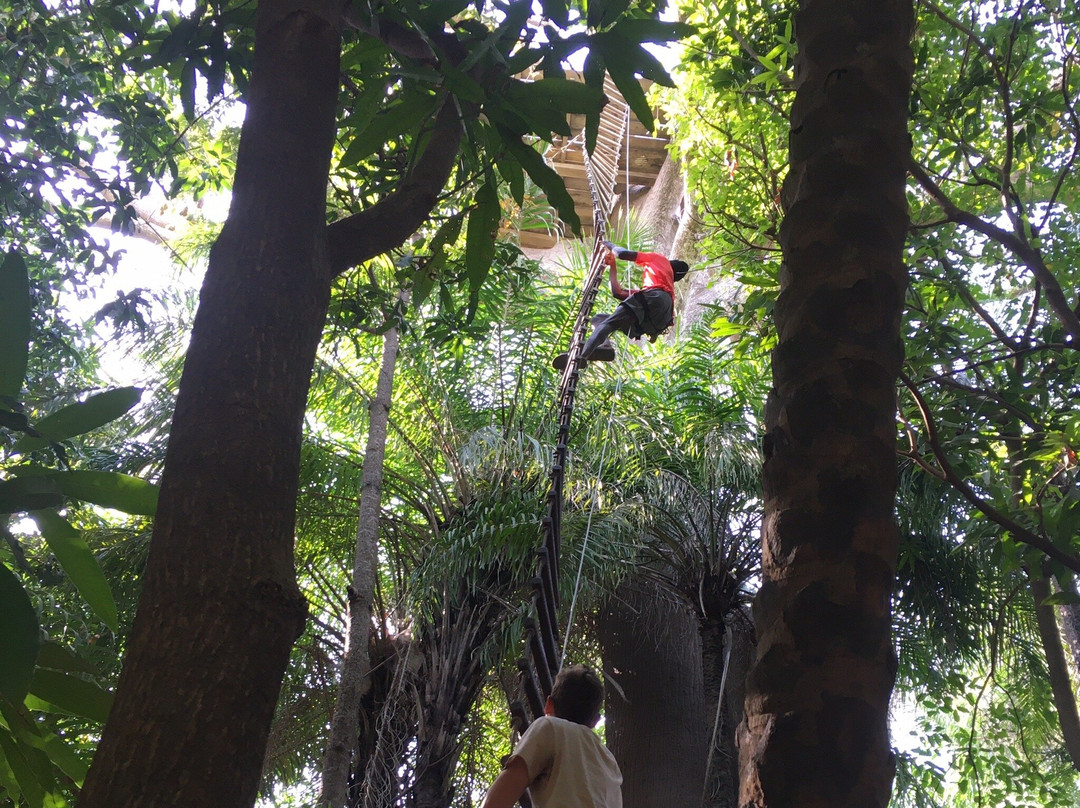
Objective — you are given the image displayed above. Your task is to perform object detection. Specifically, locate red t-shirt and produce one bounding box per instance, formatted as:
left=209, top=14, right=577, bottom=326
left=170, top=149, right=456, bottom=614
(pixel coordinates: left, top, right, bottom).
left=632, top=252, right=675, bottom=297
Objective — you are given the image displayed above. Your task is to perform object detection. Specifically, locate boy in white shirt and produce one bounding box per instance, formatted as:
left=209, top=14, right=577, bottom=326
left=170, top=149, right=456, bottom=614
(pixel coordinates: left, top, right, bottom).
left=481, top=665, right=622, bottom=808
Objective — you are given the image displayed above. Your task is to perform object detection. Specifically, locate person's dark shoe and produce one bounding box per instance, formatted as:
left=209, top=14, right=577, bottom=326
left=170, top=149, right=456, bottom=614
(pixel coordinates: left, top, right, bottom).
left=590, top=345, right=616, bottom=362
left=553, top=352, right=570, bottom=370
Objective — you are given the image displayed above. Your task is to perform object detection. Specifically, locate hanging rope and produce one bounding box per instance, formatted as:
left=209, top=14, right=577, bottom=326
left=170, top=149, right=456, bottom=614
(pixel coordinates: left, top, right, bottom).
left=559, top=369, right=624, bottom=667
left=703, top=623, right=734, bottom=796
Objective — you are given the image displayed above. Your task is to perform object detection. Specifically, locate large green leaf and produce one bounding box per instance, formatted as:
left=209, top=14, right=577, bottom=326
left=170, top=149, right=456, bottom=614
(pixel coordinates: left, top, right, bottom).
left=465, top=178, right=502, bottom=292
left=339, top=91, right=440, bottom=168
left=31, top=511, right=117, bottom=631
left=503, top=135, right=581, bottom=235
left=0, top=727, right=44, bottom=808
left=612, top=18, right=695, bottom=44
left=14, top=387, right=143, bottom=454
left=539, top=0, right=568, bottom=28
left=0, top=698, right=86, bottom=787
left=49, top=470, right=159, bottom=516
left=0, top=735, right=21, bottom=805
left=0, top=477, right=63, bottom=515
left=37, top=733, right=88, bottom=787
left=587, top=0, right=631, bottom=30
left=34, top=643, right=100, bottom=677
left=0, top=564, right=39, bottom=703
left=0, top=250, right=31, bottom=398
left=25, top=669, right=113, bottom=723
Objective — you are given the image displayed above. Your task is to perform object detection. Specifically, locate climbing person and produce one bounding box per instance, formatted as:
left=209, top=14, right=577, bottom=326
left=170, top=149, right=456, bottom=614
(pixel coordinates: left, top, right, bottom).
left=480, top=665, right=622, bottom=808
left=553, top=240, right=689, bottom=370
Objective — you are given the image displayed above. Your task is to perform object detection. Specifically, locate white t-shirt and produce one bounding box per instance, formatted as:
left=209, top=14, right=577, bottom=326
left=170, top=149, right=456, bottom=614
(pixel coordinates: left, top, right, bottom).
left=510, top=715, right=623, bottom=808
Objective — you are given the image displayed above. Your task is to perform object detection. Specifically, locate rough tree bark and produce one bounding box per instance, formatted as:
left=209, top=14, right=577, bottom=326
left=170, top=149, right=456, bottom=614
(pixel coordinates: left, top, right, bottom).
left=79, top=4, right=342, bottom=805
left=320, top=315, right=403, bottom=808
left=636, top=153, right=686, bottom=252
left=79, top=1, right=465, bottom=805
left=738, top=2, right=914, bottom=807
left=598, top=577, right=708, bottom=808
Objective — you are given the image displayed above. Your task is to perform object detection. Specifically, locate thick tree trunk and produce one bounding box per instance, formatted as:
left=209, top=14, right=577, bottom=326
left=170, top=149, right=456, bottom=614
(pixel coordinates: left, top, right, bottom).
left=1060, top=600, right=1080, bottom=675
left=738, top=2, right=913, bottom=807
left=598, top=577, right=708, bottom=808
left=1030, top=572, right=1080, bottom=771
left=79, top=3, right=343, bottom=806
left=320, top=319, right=403, bottom=808
left=637, top=153, right=686, bottom=253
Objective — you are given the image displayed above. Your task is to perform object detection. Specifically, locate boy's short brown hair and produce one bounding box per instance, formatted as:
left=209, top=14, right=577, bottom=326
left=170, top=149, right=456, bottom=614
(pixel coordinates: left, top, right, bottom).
left=550, top=665, right=604, bottom=727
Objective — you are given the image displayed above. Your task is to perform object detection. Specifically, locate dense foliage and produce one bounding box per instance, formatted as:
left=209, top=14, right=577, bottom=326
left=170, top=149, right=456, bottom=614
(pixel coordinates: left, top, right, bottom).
left=3, top=0, right=1080, bottom=805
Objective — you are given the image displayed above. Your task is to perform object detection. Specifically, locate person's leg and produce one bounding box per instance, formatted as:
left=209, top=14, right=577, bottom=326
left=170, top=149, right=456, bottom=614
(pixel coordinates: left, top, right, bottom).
left=582, top=307, right=635, bottom=359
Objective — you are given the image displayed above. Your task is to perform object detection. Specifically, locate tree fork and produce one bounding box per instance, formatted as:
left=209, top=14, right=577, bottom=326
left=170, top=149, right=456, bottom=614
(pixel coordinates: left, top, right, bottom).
left=80, top=1, right=344, bottom=805
left=739, top=2, right=914, bottom=807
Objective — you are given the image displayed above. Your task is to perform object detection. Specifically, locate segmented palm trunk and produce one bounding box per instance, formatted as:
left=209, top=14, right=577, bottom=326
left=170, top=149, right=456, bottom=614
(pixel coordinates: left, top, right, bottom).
left=739, top=3, right=913, bottom=807
left=599, top=578, right=708, bottom=808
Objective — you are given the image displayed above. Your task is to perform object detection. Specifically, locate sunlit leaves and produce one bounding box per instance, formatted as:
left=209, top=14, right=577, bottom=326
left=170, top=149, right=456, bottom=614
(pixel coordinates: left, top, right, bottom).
left=31, top=511, right=118, bottom=631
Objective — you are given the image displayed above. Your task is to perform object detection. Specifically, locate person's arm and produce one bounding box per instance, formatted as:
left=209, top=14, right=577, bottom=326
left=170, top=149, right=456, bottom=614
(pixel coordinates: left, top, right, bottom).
left=480, top=757, right=532, bottom=808
left=601, top=239, right=638, bottom=261
left=602, top=241, right=631, bottom=300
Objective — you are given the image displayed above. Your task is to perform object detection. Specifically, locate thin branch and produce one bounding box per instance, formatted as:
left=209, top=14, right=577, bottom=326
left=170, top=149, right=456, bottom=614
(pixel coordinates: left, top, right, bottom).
left=909, top=159, right=1080, bottom=343
left=900, top=372, right=1080, bottom=574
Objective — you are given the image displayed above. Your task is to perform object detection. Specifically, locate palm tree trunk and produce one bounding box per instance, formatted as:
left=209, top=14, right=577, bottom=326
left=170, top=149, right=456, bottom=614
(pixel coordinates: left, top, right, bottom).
left=320, top=313, right=404, bottom=807
left=739, top=2, right=914, bottom=806
left=701, top=610, right=753, bottom=808
left=598, top=577, right=708, bottom=808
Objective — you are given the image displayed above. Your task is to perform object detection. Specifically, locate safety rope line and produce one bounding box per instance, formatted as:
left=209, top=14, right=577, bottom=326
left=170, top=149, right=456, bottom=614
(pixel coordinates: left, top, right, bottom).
left=510, top=75, right=630, bottom=734
left=559, top=370, right=623, bottom=668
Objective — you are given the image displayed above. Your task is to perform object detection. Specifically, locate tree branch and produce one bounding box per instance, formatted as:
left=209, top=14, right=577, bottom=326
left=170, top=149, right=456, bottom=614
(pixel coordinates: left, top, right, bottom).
left=900, top=372, right=1080, bottom=574
left=909, top=158, right=1080, bottom=343
left=326, top=97, right=464, bottom=276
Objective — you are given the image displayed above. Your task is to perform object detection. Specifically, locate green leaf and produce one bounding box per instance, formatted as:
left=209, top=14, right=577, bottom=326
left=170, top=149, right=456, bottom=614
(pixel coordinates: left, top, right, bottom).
left=414, top=0, right=471, bottom=28
left=0, top=735, right=21, bottom=805
left=0, top=564, right=40, bottom=703
left=1040, top=590, right=1080, bottom=606
left=465, top=179, right=501, bottom=291
left=587, top=0, right=631, bottom=29
left=26, top=670, right=113, bottom=723
left=38, top=733, right=88, bottom=787
left=504, top=78, right=605, bottom=116
left=0, top=250, right=31, bottom=398
left=14, top=387, right=143, bottom=454
left=539, top=0, right=568, bottom=28
left=496, top=149, right=525, bottom=205
left=31, top=511, right=117, bottom=631
left=0, top=726, right=44, bottom=808
left=503, top=135, right=581, bottom=235
left=582, top=52, right=605, bottom=154
left=611, top=19, right=695, bottom=43
left=0, top=476, right=63, bottom=515
left=0, top=698, right=87, bottom=787
left=49, top=470, right=158, bottom=516
left=339, top=92, right=440, bottom=168
left=34, top=643, right=100, bottom=676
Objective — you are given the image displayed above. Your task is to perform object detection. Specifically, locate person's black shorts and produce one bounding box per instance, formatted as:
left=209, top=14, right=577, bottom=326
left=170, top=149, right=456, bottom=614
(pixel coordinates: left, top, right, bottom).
left=614, top=289, right=673, bottom=339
